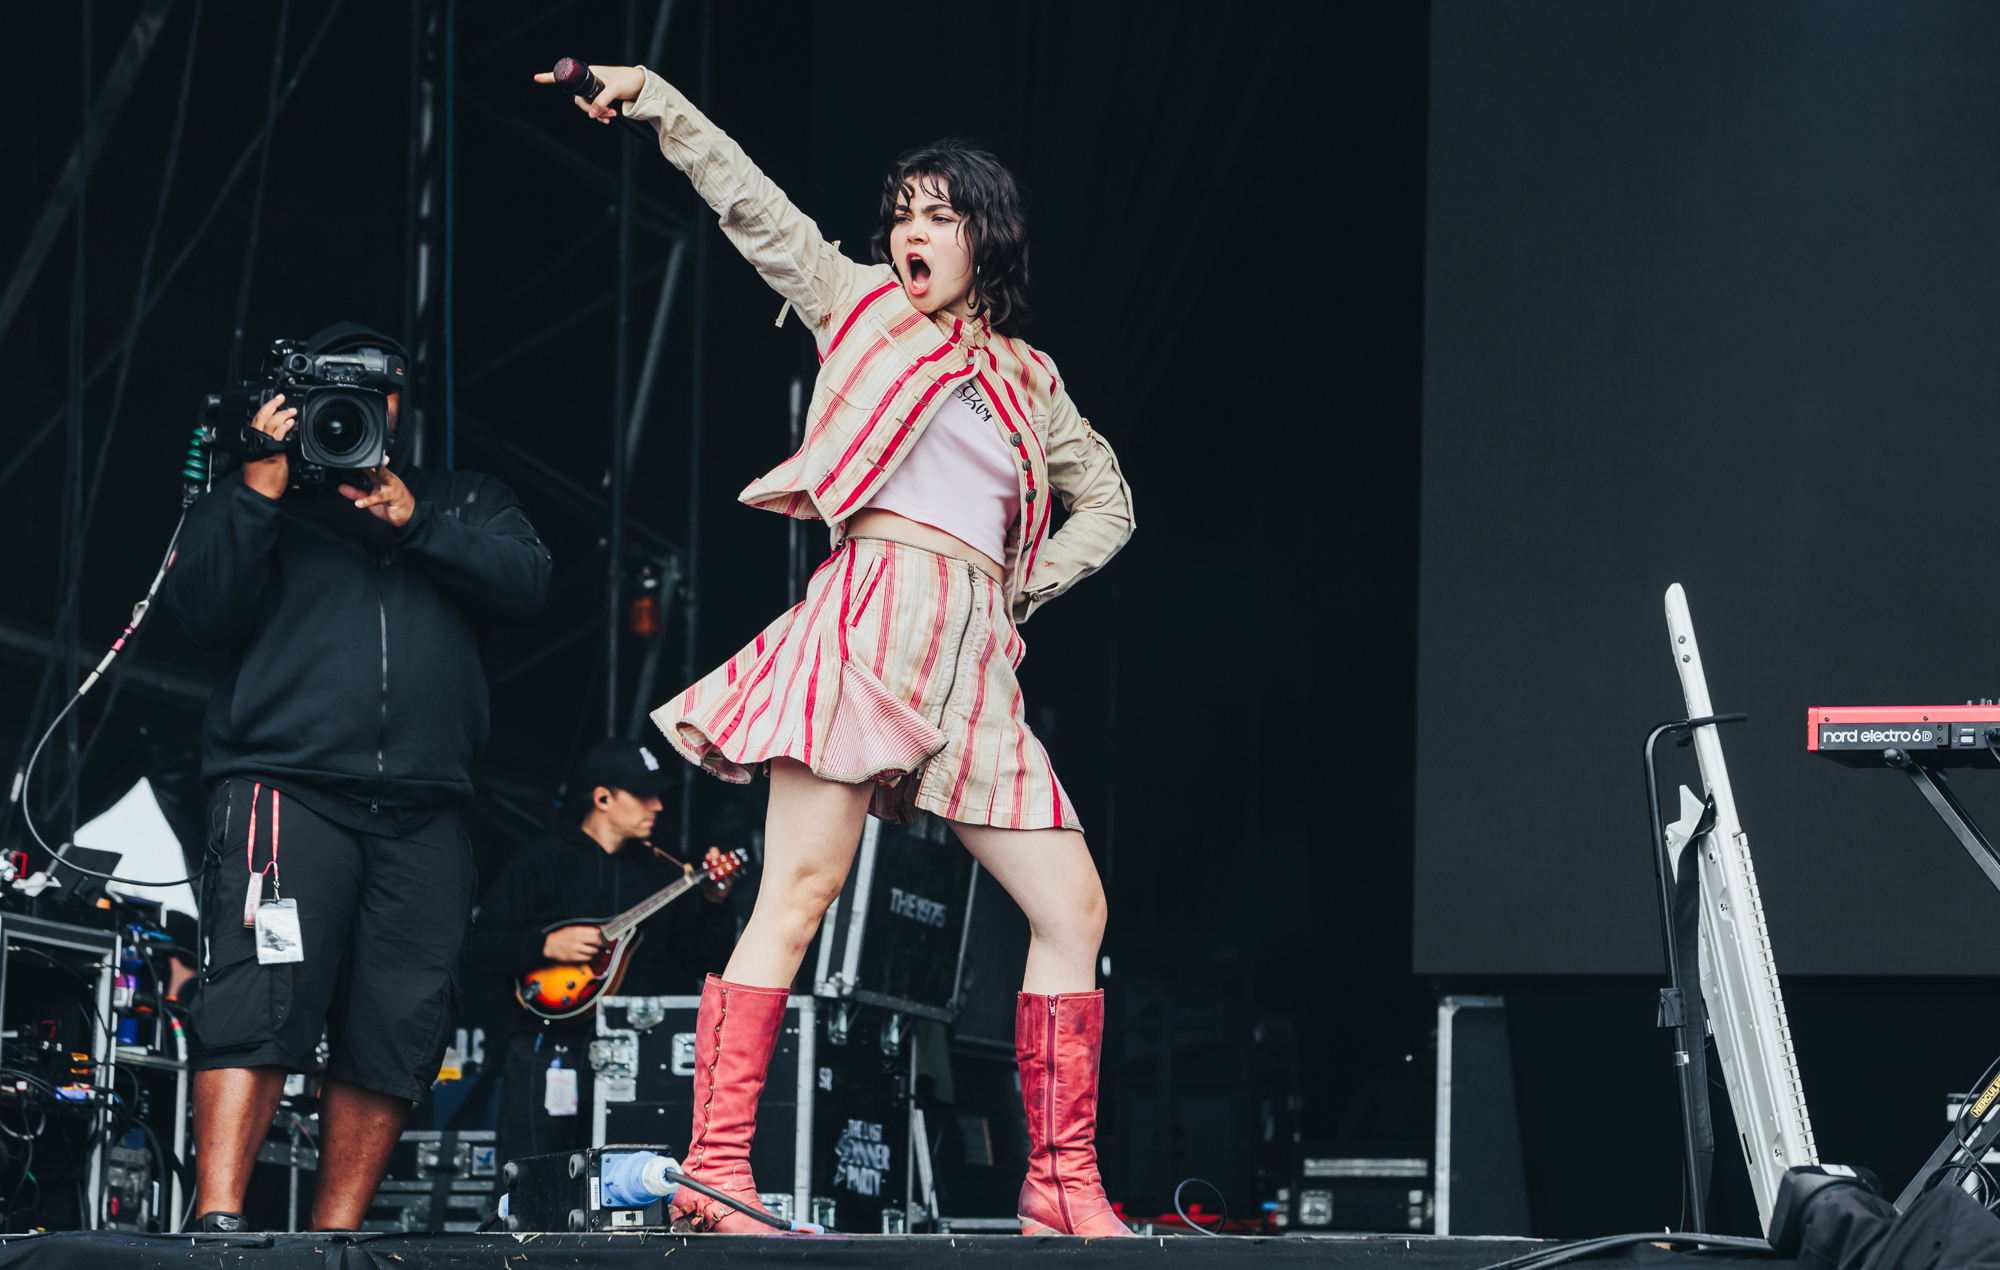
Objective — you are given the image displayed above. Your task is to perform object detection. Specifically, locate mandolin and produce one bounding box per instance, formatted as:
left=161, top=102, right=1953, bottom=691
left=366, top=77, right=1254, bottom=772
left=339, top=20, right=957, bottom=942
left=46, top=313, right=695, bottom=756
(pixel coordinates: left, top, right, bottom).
left=515, top=848, right=750, bottom=1021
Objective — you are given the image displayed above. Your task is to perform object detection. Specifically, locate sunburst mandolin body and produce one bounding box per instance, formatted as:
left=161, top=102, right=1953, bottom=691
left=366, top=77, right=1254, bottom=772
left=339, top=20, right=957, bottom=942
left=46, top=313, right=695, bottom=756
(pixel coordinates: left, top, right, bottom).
left=512, top=848, right=748, bottom=1022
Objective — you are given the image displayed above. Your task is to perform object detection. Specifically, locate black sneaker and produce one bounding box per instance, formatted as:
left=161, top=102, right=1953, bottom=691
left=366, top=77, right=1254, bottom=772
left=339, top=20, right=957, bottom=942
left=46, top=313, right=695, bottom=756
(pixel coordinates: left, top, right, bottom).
left=197, top=1211, right=245, bottom=1233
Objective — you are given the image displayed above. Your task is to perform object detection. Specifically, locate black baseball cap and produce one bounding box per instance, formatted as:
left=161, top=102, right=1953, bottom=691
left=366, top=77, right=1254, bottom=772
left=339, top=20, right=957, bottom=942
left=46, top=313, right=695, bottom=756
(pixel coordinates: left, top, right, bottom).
left=573, top=739, right=678, bottom=801
left=305, top=321, right=407, bottom=361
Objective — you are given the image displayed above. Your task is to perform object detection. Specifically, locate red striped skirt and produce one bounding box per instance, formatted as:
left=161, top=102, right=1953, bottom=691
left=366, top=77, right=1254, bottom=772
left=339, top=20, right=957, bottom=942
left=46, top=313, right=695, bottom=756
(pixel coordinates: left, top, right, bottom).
left=652, top=537, right=1080, bottom=831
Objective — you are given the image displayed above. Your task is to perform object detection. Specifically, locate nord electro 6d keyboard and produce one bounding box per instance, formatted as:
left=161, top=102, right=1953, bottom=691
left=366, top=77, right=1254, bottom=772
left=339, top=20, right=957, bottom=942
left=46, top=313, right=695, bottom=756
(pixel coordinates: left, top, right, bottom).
left=1807, top=704, right=2000, bottom=768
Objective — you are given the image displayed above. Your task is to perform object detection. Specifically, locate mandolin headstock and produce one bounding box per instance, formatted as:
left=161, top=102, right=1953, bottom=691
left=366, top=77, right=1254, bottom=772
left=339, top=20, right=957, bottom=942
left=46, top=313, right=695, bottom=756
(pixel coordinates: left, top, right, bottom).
left=705, top=847, right=751, bottom=884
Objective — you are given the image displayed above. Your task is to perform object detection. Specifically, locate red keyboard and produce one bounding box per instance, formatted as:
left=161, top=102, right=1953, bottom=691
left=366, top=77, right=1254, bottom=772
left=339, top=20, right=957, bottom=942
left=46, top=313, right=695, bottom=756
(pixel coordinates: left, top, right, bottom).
left=1809, top=705, right=2000, bottom=767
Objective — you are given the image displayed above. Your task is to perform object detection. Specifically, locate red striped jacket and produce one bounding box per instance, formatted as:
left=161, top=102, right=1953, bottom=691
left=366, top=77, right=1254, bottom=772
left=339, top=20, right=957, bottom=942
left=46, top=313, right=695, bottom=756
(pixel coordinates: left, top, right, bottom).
left=626, top=70, right=1134, bottom=623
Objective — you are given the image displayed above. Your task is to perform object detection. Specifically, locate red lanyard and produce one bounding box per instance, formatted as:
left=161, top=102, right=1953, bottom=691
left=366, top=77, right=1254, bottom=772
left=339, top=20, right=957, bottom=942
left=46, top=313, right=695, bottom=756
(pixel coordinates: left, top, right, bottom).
left=241, top=782, right=283, bottom=928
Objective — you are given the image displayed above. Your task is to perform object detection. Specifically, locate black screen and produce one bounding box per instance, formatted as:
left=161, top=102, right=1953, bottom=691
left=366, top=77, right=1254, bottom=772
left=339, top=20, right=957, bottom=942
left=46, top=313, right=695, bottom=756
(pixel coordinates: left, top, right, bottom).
left=1417, top=0, right=2000, bottom=974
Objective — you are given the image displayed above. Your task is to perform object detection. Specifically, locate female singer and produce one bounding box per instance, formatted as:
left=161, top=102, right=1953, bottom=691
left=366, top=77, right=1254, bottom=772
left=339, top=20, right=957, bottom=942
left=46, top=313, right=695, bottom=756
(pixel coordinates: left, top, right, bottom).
left=535, top=63, right=1135, bottom=1235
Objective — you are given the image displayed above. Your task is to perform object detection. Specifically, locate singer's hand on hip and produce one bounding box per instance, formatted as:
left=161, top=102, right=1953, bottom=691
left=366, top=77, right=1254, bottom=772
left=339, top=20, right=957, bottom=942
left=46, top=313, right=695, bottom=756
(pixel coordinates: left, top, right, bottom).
left=532, top=64, right=644, bottom=122
left=244, top=393, right=298, bottom=501
left=338, top=462, right=415, bottom=528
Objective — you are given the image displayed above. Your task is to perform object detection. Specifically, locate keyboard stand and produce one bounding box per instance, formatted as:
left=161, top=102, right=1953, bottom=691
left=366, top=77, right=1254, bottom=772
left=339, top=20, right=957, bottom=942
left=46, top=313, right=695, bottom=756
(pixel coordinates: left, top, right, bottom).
left=1875, top=749, right=2000, bottom=1208
left=1881, top=750, right=2000, bottom=896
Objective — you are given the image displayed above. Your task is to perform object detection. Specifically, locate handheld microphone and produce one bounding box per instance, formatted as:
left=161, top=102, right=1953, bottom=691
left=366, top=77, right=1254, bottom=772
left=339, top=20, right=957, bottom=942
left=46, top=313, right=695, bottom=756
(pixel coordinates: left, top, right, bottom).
left=551, top=57, right=606, bottom=102
left=547, top=58, right=657, bottom=142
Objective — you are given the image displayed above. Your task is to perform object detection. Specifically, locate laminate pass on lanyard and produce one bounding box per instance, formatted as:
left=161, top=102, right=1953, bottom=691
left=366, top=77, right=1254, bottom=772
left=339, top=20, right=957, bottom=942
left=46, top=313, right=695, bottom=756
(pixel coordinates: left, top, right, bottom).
left=244, top=783, right=304, bottom=965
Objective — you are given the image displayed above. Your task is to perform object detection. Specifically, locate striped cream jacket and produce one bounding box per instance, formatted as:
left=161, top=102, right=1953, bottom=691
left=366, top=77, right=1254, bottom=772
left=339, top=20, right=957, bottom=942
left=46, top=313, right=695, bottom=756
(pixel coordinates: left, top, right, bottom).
left=624, top=69, right=1134, bottom=624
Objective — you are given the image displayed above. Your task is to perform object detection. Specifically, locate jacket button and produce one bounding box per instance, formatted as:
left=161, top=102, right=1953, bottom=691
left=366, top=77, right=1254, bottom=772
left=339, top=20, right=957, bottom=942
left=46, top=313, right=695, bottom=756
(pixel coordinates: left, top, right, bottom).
left=1009, top=432, right=1022, bottom=445
left=1021, top=460, right=1032, bottom=472
left=1024, top=489, right=1037, bottom=503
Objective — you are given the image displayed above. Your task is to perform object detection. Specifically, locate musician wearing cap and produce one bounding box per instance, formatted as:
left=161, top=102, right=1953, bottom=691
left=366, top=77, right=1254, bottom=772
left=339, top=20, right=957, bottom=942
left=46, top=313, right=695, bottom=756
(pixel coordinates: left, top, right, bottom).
left=471, top=739, right=740, bottom=1169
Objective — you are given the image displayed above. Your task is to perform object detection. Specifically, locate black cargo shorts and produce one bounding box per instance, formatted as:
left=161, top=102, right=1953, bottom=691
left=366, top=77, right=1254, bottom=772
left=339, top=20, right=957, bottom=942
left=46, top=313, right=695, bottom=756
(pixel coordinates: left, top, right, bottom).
left=187, top=777, right=477, bottom=1102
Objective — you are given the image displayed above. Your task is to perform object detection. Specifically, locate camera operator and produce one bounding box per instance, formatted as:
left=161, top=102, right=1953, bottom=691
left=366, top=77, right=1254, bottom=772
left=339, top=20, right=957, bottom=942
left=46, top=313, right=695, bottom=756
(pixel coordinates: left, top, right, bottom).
left=163, top=323, right=552, bottom=1232
left=472, top=740, right=738, bottom=1169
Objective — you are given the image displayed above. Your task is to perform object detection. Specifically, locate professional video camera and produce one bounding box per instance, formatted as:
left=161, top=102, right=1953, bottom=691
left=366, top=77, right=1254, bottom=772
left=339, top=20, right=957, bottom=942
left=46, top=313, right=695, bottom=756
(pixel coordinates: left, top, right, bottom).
left=204, top=338, right=404, bottom=487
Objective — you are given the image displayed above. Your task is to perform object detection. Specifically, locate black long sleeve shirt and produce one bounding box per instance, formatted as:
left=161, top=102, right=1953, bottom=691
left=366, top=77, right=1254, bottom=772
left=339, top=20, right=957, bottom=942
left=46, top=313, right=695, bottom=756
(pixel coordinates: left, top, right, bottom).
left=471, top=826, right=738, bottom=1033
left=163, top=468, right=551, bottom=807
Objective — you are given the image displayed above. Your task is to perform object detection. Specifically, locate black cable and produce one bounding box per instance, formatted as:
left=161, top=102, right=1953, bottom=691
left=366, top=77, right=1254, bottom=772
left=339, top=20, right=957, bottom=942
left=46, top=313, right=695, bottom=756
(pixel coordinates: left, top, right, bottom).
left=0, top=673, right=65, bottom=854
left=1172, top=1177, right=1229, bottom=1235
left=0, top=1069, right=79, bottom=1108
left=0, top=1113, right=44, bottom=1149
left=137, top=1117, right=191, bottom=1199
left=0, top=1132, right=15, bottom=1214
left=2, top=948, right=116, bottom=1040
left=285, top=1110, right=317, bottom=1159
left=111, top=1061, right=141, bottom=1115
left=660, top=1171, right=797, bottom=1232
left=17, top=515, right=209, bottom=887
left=0, top=1075, right=50, bottom=1142
left=47, top=618, right=151, bottom=815
left=5, top=1136, right=35, bottom=1230
left=1941, top=1089, right=2000, bottom=1203
left=1925, top=1049, right=2000, bottom=1201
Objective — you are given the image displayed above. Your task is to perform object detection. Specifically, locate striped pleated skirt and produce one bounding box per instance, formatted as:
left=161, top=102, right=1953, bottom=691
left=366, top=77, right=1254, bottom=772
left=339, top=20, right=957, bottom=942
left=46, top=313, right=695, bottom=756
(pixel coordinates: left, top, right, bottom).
left=652, top=537, right=1080, bottom=831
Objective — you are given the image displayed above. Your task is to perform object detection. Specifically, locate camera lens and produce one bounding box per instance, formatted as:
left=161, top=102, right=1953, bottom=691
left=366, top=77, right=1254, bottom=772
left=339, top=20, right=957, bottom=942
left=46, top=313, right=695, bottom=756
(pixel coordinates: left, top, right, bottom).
left=309, top=398, right=370, bottom=460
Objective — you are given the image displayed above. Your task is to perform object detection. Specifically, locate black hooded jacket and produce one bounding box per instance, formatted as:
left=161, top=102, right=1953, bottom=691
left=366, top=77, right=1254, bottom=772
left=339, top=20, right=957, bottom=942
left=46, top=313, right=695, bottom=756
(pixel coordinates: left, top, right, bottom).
left=164, top=454, right=551, bottom=808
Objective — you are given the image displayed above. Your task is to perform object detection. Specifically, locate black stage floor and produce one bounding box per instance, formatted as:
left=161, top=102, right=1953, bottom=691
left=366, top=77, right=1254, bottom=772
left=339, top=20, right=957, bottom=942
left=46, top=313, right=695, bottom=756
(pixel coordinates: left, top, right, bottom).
left=0, top=1231, right=1790, bottom=1270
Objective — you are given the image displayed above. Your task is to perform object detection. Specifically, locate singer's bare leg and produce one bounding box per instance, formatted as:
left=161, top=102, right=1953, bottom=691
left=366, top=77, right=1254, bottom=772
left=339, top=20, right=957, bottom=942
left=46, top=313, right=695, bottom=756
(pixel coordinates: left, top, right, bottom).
left=722, top=758, right=874, bottom=988
left=950, top=823, right=1105, bottom=995
left=721, top=760, right=1104, bottom=997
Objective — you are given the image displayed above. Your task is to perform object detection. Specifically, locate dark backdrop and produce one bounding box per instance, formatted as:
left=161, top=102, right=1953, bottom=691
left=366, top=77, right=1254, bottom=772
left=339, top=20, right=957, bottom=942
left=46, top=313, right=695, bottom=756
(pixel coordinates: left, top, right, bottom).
left=1417, top=0, right=2000, bottom=976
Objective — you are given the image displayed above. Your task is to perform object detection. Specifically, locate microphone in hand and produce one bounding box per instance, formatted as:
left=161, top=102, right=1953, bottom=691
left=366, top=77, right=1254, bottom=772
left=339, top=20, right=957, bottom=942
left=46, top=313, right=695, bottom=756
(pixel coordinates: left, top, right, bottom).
left=542, top=58, right=653, bottom=140
left=551, top=57, right=607, bottom=103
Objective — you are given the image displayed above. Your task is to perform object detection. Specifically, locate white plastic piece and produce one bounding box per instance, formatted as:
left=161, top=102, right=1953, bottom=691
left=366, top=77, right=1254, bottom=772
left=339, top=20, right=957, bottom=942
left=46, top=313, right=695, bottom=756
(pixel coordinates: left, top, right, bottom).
left=545, top=1066, right=579, bottom=1117
left=12, top=871, right=56, bottom=897
left=1663, top=785, right=1705, bottom=883
left=1664, top=584, right=1817, bottom=1233
left=640, top=1154, right=676, bottom=1198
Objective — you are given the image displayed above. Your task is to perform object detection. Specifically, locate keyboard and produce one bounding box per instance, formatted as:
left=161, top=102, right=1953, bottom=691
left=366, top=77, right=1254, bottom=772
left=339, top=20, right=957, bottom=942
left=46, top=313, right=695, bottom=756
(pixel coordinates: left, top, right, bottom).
left=1809, top=705, right=2000, bottom=767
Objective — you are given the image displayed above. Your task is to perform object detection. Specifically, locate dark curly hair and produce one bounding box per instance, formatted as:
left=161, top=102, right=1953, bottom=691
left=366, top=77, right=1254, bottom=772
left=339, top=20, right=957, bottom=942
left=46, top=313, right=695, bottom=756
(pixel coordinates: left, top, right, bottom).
left=870, top=139, right=1031, bottom=337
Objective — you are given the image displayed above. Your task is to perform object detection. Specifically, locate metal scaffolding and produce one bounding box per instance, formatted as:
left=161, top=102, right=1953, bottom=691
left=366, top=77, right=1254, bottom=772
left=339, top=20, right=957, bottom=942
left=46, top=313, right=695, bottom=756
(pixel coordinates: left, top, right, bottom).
left=2, top=0, right=711, bottom=858
left=406, top=0, right=702, bottom=834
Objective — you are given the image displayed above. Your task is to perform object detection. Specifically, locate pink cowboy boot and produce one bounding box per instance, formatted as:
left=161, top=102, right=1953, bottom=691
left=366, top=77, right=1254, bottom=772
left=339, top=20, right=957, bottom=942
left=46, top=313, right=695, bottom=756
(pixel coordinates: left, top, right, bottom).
left=1016, top=990, right=1135, bottom=1236
left=670, top=974, right=790, bottom=1233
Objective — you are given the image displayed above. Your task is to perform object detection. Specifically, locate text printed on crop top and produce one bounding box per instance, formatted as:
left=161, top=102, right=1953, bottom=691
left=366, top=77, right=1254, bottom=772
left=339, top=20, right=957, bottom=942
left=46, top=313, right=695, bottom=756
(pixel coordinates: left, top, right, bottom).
left=861, top=380, right=1020, bottom=564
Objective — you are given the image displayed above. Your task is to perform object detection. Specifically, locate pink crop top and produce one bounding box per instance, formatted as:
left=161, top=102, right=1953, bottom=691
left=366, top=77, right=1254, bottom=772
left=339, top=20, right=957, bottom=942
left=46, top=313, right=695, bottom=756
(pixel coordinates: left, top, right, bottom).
left=862, top=379, right=1020, bottom=563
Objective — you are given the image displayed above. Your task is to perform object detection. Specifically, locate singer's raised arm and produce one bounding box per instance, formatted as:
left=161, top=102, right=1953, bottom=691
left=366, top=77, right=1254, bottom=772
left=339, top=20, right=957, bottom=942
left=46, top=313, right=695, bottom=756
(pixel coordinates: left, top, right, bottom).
left=598, top=67, right=874, bottom=329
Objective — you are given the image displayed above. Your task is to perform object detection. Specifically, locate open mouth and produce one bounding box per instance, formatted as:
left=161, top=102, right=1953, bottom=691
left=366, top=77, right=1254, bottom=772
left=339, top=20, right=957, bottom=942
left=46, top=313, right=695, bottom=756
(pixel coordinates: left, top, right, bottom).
left=905, top=252, right=932, bottom=296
